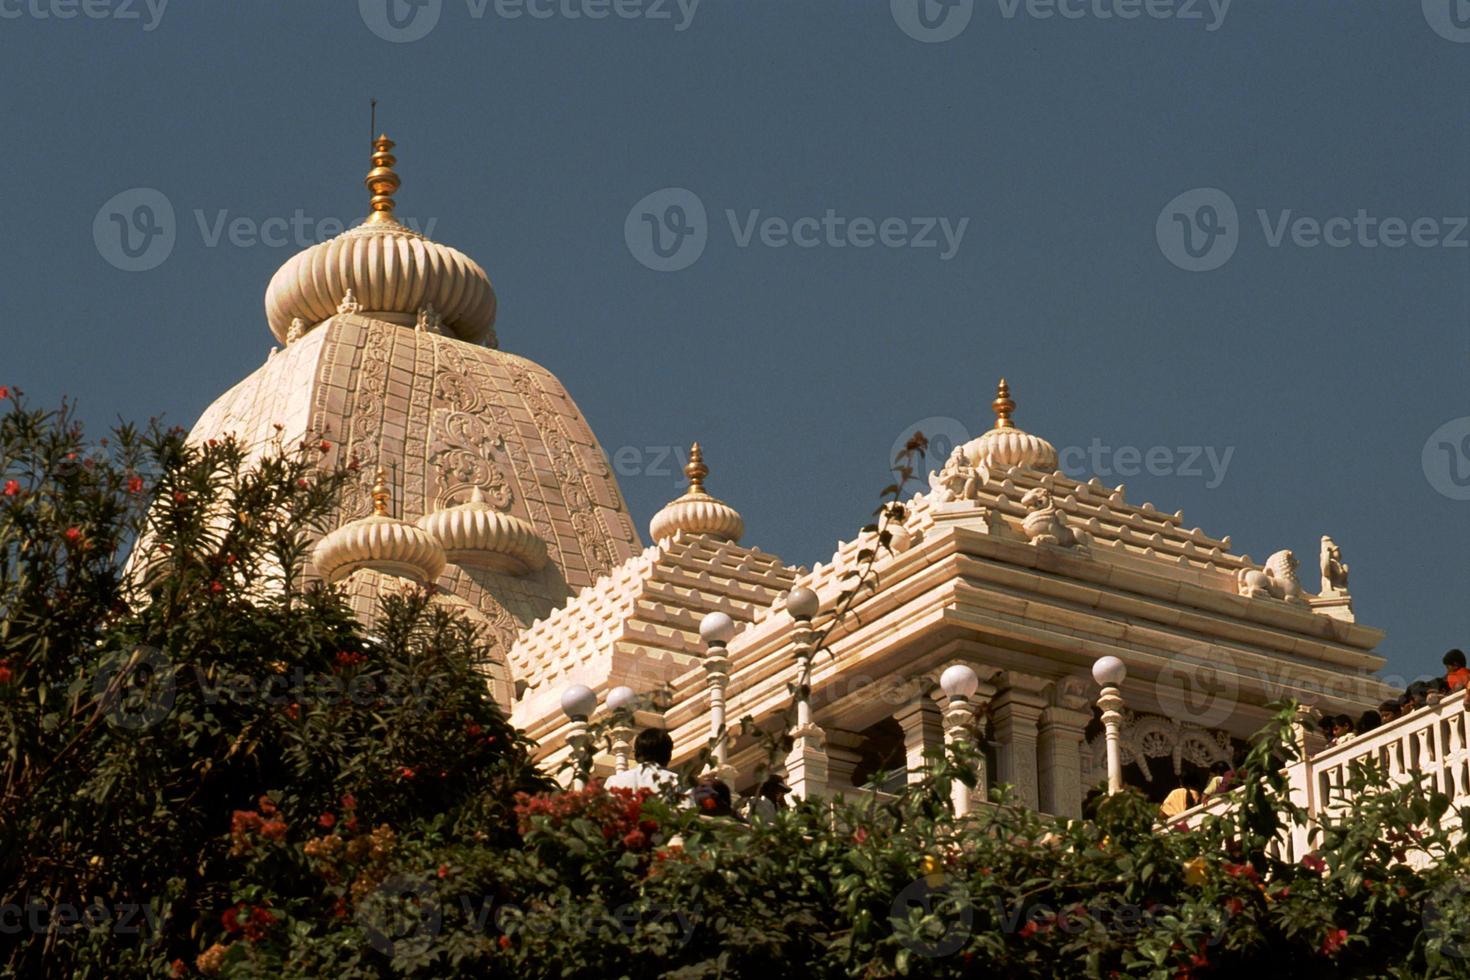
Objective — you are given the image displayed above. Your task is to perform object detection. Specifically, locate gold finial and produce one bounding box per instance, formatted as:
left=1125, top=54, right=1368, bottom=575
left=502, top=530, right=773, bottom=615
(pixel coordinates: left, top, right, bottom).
left=991, top=378, right=1015, bottom=430
left=364, top=133, right=400, bottom=224
left=684, top=442, right=709, bottom=495
left=371, top=465, right=391, bottom=517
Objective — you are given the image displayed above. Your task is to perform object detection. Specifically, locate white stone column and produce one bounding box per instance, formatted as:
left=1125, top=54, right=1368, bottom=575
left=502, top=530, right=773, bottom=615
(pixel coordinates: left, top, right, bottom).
left=894, top=696, right=944, bottom=784
left=992, top=686, right=1046, bottom=810
left=783, top=612, right=828, bottom=801
left=1038, top=695, right=1092, bottom=818
left=942, top=696, right=981, bottom=816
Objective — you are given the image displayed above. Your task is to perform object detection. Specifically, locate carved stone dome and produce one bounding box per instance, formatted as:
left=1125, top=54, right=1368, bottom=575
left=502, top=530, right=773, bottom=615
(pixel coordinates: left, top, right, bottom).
left=962, top=379, right=1058, bottom=472
left=648, top=443, right=744, bottom=544
left=313, top=470, right=446, bottom=585
left=263, top=135, right=497, bottom=347
left=417, top=486, right=548, bottom=575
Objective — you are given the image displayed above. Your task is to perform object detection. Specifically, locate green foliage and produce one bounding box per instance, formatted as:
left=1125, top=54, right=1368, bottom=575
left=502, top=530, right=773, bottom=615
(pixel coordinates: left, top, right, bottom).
left=4, top=396, right=1470, bottom=979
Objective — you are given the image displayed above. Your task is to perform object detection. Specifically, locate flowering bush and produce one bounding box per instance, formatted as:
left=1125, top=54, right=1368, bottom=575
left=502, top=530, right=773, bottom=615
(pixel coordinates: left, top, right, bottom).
left=5, top=393, right=1470, bottom=978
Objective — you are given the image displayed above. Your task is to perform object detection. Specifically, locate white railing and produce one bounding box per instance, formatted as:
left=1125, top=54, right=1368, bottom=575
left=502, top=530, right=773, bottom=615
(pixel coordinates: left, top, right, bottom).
left=1178, top=691, right=1470, bottom=863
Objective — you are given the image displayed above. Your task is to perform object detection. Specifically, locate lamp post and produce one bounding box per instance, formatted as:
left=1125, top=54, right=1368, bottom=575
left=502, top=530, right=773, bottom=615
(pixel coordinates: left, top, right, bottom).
left=606, top=685, right=637, bottom=773
left=560, top=683, right=598, bottom=790
left=783, top=587, right=828, bottom=800
left=699, top=611, right=737, bottom=781
left=939, top=663, right=982, bottom=817
left=1091, top=656, right=1127, bottom=795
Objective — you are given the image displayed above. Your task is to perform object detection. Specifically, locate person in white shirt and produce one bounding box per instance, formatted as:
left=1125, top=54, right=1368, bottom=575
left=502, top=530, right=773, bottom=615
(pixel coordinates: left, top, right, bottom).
left=603, top=728, right=680, bottom=795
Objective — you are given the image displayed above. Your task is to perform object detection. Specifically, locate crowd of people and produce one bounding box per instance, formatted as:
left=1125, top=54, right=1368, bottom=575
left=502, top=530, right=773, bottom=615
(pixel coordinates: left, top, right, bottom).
left=1317, top=647, right=1468, bottom=747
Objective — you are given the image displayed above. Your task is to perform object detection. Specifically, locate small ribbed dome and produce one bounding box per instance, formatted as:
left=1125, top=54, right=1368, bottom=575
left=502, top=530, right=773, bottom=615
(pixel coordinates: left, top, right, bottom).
left=961, top=379, right=1058, bottom=472
left=313, top=469, right=446, bottom=585
left=263, top=135, right=497, bottom=347
left=417, top=486, right=548, bottom=575
left=649, top=443, right=744, bottom=544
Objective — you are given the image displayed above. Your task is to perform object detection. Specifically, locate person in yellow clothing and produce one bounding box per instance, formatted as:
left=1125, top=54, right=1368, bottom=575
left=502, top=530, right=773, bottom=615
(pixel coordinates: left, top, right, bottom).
left=1158, top=783, right=1202, bottom=820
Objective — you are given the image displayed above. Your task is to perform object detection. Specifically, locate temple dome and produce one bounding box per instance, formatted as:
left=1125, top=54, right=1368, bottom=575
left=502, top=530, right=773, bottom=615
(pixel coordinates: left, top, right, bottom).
left=313, top=469, right=446, bottom=586
left=264, top=135, right=497, bottom=347
left=418, top=486, right=548, bottom=575
left=649, top=443, right=744, bottom=544
left=961, top=379, right=1058, bottom=472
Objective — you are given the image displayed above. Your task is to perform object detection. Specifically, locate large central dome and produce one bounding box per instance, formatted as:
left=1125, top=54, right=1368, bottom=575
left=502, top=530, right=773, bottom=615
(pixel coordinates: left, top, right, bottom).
left=263, top=135, right=498, bottom=347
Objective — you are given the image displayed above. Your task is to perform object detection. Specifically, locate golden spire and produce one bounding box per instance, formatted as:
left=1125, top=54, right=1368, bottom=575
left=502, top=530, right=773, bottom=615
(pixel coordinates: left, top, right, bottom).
left=991, top=378, right=1015, bottom=430
left=364, top=134, right=400, bottom=225
left=684, top=442, right=709, bottom=496
left=371, top=466, right=391, bottom=517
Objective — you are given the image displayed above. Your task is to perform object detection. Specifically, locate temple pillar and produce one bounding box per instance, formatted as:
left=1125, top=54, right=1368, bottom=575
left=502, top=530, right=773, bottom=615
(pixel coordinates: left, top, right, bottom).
left=1037, top=680, right=1093, bottom=818
left=894, top=696, right=944, bottom=784
left=991, top=678, right=1048, bottom=810
left=824, top=729, right=867, bottom=795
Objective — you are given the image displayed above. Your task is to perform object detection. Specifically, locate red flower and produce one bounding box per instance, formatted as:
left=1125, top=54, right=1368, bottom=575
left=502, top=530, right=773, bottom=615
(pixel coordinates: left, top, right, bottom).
left=437, top=864, right=449, bottom=879
left=331, top=898, right=348, bottom=919
left=63, top=527, right=82, bottom=544
left=296, top=479, right=309, bottom=489
left=259, top=819, right=287, bottom=841
left=318, top=813, right=336, bottom=829
left=1301, top=852, right=1326, bottom=874
left=1224, top=897, right=1244, bottom=916
left=340, top=793, right=357, bottom=810
left=209, top=581, right=224, bottom=595
left=172, top=490, right=188, bottom=504
left=0, top=386, right=9, bottom=400
left=170, top=958, right=186, bottom=978
left=284, top=703, right=300, bottom=721
left=3, top=480, right=18, bottom=497
left=1018, top=921, right=1038, bottom=940
left=127, top=475, right=144, bottom=494
left=852, top=827, right=868, bottom=844
left=319, top=440, right=331, bottom=453
left=1320, top=928, right=1349, bottom=957
left=335, top=650, right=366, bottom=668
left=221, top=905, right=243, bottom=933
left=466, top=722, right=483, bottom=737
left=1223, top=862, right=1259, bottom=882
left=498, top=935, right=511, bottom=950
left=399, top=767, right=417, bottom=780
left=622, top=829, right=648, bottom=850
left=0, top=664, right=12, bottom=685
left=699, top=796, right=716, bottom=811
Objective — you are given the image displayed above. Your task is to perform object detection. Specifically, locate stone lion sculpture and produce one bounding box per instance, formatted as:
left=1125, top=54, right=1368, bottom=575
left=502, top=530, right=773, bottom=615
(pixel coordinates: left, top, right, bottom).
left=1237, top=549, right=1306, bottom=604
left=1020, top=486, right=1077, bottom=547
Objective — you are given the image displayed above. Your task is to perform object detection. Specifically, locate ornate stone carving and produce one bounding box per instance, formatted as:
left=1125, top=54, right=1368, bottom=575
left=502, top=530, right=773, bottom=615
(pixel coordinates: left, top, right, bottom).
left=1320, top=535, right=1349, bottom=596
left=337, top=289, right=362, bottom=316
left=415, top=304, right=442, bottom=334
left=1082, top=711, right=1231, bottom=786
left=1237, top=549, right=1306, bottom=603
left=429, top=408, right=513, bottom=510
left=1020, top=486, right=1077, bottom=547
left=286, top=317, right=306, bottom=344
left=929, top=445, right=989, bottom=502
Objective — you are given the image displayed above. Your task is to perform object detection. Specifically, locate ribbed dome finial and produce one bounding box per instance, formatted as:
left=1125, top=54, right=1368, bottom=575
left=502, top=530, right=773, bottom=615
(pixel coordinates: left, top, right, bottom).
left=371, top=465, right=391, bottom=517
left=957, top=377, right=1058, bottom=472
left=649, top=442, right=744, bottom=544
left=991, top=378, right=1015, bottom=430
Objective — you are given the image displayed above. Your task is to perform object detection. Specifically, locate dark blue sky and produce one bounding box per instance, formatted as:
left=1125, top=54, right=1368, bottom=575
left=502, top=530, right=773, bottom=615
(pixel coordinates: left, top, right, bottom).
left=1, top=0, right=1465, bottom=683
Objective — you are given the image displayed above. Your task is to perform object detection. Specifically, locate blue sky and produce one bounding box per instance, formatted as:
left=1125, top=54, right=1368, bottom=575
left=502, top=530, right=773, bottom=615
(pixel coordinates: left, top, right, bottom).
left=1, top=0, right=1465, bottom=684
